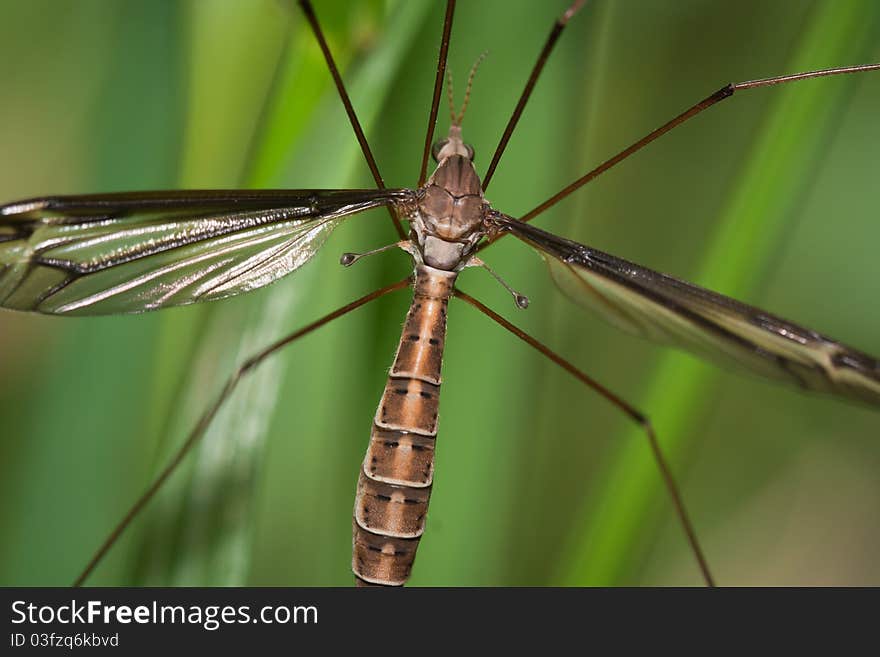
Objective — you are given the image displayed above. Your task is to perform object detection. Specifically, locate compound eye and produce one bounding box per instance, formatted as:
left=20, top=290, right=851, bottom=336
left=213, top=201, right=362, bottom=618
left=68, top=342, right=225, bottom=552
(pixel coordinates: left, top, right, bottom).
left=431, top=139, right=449, bottom=162
left=464, top=144, right=475, bottom=161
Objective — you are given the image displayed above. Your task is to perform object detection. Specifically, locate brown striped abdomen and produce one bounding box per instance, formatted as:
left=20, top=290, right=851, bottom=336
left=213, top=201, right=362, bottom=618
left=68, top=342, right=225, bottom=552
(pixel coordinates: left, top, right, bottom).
left=352, top=264, right=457, bottom=586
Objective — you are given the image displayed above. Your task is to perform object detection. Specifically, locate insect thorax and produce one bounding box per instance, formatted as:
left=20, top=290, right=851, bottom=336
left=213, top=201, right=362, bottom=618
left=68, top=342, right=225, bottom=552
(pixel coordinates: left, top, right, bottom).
left=410, top=151, right=488, bottom=271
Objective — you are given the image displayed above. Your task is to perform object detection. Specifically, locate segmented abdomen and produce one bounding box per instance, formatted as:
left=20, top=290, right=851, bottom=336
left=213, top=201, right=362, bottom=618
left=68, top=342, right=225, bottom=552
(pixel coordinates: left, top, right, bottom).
left=352, top=264, right=457, bottom=586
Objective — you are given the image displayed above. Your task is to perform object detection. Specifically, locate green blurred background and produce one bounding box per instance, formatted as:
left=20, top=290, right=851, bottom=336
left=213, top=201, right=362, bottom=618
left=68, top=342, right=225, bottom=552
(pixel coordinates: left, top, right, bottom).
left=0, top=0, right=878, bottom=586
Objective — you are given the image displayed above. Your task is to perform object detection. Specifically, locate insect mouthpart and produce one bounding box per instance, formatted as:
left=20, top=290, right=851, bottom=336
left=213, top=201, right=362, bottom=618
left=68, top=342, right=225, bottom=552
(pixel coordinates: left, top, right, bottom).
left=431, top=138, right=475, bottom=163
left=430, top=139, right=448, bottom=162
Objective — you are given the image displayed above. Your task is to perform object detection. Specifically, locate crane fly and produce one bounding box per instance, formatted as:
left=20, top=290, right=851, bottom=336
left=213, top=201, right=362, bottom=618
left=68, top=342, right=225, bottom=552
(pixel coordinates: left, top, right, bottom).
left=1, top=0, right=879, bottom=586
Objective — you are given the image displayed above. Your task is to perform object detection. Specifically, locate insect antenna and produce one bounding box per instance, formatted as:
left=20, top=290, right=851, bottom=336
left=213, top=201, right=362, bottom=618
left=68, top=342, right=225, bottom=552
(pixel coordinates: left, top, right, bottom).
left=444, top=51, right=488, bottom=129
left=73, top=279, right=410, bottom=586
left=454, top=288, right=716, bottom=587
left=452, top=51, right=488, bottom=126
left=446, top=70, right=457, bottom=124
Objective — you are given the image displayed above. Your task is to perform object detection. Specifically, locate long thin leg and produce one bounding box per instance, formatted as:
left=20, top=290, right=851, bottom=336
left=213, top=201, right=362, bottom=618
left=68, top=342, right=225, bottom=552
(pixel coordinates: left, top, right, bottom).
left=454, top=288, right=715, bottom=587
left=478, top=61, right=880, bottom=255
left=518, top=63, right=880, bottom=224
left=482, top=0, right=587, bottom=191
left=73, top=277, right=410, bottom=586
left=418, top=0, right=456, bottom=187
left=297, top=0, right=406, bottom=239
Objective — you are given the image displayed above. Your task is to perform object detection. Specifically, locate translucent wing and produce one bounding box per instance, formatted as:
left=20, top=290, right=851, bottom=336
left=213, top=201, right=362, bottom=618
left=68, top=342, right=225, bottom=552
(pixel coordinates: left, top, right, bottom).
left=0, top=189, right=413, bottom=315
left=494, top=213, right=880, bottom=406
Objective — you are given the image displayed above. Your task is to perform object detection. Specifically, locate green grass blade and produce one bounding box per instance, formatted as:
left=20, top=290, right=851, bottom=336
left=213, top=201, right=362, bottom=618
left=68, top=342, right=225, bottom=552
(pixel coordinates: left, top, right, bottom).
left=557, top=0, right=880, bottom=585
left=133, top=0, right=434, bottom=586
